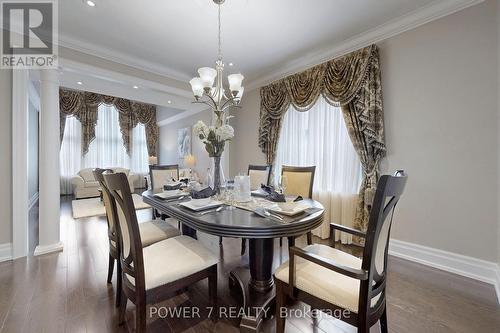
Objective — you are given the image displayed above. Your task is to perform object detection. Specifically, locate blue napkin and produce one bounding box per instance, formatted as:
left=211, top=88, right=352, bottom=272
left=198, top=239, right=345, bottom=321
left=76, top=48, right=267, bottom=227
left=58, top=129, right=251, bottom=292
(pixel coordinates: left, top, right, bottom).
left=191, top=187, right=216, bottom=199
left=164, top=183, right=182, bottom=191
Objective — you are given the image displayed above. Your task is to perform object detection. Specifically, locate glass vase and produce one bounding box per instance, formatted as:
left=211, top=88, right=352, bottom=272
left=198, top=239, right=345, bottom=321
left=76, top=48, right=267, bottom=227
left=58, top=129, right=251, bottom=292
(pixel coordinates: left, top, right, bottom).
left=211, top=156, right=225, bottom=193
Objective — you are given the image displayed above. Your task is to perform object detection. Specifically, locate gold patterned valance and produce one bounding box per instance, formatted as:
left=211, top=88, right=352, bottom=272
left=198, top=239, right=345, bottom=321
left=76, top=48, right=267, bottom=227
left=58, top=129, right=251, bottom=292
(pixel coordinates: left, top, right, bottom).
left=258, top=44, right=386, bottom=234
left=59, top=88, right=158, bottom=156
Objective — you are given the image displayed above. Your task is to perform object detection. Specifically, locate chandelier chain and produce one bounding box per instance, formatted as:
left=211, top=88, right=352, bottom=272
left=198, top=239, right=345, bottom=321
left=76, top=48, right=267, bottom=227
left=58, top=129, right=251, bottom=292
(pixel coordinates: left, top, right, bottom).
left=218, top=2, right=222, bottom=61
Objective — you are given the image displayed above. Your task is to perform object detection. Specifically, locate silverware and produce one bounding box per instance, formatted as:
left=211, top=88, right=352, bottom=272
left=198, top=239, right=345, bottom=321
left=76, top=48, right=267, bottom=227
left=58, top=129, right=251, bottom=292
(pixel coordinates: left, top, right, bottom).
left=165, top=195, right=188, bottom=202
left=264, top=210, right=283, bottom=221
left=198, top=206, right=224, bottom=215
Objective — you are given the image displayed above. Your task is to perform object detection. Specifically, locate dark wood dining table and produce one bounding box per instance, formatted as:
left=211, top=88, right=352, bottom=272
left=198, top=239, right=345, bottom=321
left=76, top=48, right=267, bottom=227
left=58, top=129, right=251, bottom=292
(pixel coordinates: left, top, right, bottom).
left=142, top=190, right=324, bottom=332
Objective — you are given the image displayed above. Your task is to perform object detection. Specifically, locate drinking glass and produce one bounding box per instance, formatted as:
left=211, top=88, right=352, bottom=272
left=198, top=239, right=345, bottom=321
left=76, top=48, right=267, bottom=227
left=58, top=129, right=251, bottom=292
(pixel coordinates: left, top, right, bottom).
left=279, top=175, right=288, bottom=195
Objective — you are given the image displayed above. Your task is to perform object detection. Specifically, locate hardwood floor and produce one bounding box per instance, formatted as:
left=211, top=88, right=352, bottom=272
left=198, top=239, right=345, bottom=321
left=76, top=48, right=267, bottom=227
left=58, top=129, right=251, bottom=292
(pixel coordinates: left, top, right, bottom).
left=0, top=195, right=499, bottom=333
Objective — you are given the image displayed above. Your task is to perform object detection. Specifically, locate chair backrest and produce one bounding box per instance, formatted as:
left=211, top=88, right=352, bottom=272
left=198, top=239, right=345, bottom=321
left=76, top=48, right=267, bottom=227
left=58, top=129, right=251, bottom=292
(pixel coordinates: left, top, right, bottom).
left=281, top=165, right=316, bottom=199
left=247, top=164, right=272, bottom=190
left=360, top=170, right=408, bottom=318
left=93, top=168, right=117, bottom=250
left=149, top=164, right=179, bottom=191
left=103, top=171, right=145, bottom=293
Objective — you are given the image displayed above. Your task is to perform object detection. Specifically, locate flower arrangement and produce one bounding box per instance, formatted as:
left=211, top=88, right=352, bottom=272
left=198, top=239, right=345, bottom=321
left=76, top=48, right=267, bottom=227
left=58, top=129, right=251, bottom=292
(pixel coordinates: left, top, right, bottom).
left=193, top=120, right=234, bottom=158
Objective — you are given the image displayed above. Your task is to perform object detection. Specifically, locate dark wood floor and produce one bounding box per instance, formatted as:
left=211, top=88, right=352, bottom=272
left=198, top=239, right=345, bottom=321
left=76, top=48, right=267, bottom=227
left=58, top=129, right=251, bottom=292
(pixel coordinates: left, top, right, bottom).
left=1, top=195, right=499, bottom=333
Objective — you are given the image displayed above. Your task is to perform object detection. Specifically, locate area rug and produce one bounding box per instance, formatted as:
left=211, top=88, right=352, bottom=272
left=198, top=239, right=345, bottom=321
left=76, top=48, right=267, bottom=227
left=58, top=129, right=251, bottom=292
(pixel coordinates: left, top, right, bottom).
left=72, top=193, right=150, bottom=219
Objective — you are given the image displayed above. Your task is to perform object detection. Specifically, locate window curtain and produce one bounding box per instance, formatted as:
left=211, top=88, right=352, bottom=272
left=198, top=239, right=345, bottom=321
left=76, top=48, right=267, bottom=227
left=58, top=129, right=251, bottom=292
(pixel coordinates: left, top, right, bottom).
left=275, top=96, right=362, bottom=241
left=59, top=88, right=159, bottom=157
left=258, top=44, right=386, bottom=235
left=60, top=105, right=149, bottom=194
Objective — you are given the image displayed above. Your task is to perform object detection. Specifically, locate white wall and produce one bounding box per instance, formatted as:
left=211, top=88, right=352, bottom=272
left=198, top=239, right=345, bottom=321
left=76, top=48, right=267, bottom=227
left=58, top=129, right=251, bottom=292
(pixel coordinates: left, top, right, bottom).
left=0, top=69, right=12, bottom=245
left=231, top=0, right=499, bottom=262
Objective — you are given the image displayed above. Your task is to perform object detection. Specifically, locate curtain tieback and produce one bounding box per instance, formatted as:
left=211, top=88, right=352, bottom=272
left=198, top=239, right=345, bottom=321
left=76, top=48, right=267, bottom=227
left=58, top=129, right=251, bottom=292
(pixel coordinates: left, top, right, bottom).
left=363, top=159, right=379, bottom=178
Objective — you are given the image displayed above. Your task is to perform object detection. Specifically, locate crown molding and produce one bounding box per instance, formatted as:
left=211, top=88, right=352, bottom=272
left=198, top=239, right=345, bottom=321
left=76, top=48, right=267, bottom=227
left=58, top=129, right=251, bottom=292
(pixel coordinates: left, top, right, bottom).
left=246, top=0, right=485, bottom=90
left=157, top=104, right=209, bottom=127
left=58, top=34, right=192, bottom=83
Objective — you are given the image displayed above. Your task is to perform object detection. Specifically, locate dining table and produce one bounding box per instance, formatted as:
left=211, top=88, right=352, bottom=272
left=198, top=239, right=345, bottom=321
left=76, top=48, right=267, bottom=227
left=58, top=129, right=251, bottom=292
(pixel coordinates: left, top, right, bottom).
left=142, top=190, right=324, bottom=333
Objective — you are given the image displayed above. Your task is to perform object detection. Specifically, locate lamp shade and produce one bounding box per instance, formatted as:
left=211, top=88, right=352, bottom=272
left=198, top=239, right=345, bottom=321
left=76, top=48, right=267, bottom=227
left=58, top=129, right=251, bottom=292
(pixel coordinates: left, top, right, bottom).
left=189, top=77, right=204, bottom=97
left=184, top=154, right=196, bottom=168
left=227, top=73, right=244, bottom=92
left=236, top=86, right=244, bottom=100
left=198, top=67, right=217, bottom=88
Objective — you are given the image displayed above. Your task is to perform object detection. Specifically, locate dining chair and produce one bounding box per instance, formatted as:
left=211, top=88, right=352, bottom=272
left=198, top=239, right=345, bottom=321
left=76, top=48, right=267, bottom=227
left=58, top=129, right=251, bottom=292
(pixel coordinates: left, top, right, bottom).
left=281, top=165, right=316, bottom=246
left=274, top=171, right=408, bottom=333
left=93, top=169, right=181, bottom=307
left=103, top=171, right=219, bottom=332
left=239, top=164, right=273, bottom=255
left=149, top=164, right=180, bottom=221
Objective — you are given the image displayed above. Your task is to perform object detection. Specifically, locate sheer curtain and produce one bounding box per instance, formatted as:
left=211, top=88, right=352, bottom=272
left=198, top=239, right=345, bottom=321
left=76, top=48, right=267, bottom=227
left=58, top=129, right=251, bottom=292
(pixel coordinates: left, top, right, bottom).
left=274, top=96, right=362, bottom=242
left=60, top=104, right=149, bottom=194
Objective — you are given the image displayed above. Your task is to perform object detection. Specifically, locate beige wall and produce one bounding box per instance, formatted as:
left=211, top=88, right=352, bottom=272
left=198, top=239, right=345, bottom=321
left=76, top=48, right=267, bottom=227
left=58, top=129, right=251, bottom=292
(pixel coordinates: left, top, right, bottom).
left=229, top=88, right=266, bottom=177
left=0, top=69, right=12, bottom=245
left=231, top=1, right=499, bottom=261
left=158, top=109, right=213, bottom=182
left=379, top=0, right=497, bottom=261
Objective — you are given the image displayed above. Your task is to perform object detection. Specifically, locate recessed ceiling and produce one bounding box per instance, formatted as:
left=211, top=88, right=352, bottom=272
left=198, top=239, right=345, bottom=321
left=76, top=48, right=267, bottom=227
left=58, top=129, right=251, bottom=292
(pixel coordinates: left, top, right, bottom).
left=59, top=0, right=441, bottom=84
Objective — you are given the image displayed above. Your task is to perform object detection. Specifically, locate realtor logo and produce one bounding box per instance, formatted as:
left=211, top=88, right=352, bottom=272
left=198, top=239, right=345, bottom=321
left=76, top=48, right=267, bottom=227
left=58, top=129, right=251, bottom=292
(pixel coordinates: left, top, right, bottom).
left=1, top=0, right=58, bottom=68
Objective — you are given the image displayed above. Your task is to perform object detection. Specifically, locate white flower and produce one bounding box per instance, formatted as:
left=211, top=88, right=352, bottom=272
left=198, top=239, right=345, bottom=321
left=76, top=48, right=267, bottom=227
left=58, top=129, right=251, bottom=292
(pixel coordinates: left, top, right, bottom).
left=216, top=124, right=234, bottom=141
left=193, top=120, right=208, bottom=137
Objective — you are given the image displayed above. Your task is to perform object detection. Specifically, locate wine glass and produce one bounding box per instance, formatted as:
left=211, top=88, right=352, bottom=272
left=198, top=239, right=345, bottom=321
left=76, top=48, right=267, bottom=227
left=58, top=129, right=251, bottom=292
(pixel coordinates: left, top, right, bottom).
left=279, top=175, right=288, bottom=195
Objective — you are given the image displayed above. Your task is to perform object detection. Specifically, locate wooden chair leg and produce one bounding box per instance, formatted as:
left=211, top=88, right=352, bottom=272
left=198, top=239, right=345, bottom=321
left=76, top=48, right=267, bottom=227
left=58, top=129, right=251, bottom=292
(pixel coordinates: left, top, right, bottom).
left=307, top=231, right=313, bottom=245
left=107, top=254, right=114, bottom=283
left=279, top=238, right=283, bottom=247
left=115, top=260, right=122, bottom=307
left=241, top=239, right=246, bottom=255
left=136, top=301, right=146, bottom=333
left=152, top=208, right=156, bottom=220
left=208, top=265, right=218, bottom=322
left=380, top=305, right=388, bottom=333
left=275, top=281, right=286, bottom=333
left=219, top=236, right=223, bottom=245
left=118, top=289, right=127, bottom=325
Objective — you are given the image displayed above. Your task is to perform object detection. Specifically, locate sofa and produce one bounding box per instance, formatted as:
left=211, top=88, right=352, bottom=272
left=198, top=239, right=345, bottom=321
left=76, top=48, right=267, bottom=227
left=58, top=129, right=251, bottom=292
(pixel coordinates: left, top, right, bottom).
left=71, top=167, right=138, bottom=199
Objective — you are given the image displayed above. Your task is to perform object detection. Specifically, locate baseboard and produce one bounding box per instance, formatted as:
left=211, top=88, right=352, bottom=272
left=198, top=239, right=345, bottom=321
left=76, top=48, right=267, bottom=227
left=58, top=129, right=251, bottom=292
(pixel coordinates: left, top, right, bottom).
left=389, top=239, right=500, bottom=304
left=34, top=241, right=64, bottom=256
left=0, top=243, right=13, bottom=263
left=28, top=192, right=39, bottom=210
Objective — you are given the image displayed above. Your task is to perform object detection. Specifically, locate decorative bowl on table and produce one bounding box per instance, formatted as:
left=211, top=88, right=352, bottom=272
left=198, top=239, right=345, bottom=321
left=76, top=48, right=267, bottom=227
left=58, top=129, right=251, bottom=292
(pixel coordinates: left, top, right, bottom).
left=190, top=197, right=211, bottom=207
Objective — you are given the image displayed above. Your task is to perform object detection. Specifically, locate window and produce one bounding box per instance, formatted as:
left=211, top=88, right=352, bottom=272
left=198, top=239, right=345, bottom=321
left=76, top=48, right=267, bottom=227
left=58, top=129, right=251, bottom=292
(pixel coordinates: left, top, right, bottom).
left=60, top=104, right=149, bottom=194
left=274, top=96, right=362, bottom=241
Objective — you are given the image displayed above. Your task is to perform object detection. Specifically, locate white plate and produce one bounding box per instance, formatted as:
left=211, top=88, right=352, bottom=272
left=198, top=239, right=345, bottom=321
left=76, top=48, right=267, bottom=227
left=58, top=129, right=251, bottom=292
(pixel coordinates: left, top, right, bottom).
left=154, top=190, right=183, bottom=200
left=179, top=200, right=223, bottom=212
left=268, top=203, right=309, bottom=216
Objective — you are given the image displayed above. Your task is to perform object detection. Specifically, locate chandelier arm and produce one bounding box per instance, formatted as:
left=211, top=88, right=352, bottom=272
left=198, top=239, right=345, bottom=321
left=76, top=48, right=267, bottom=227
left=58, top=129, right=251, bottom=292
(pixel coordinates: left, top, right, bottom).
left=220, top=95, right=240, bottom=110
left=192, top=100, right=216, bottom=110
left=221, top=102, right=241, bottom=113
left=204, top=93, right=220, bottom=111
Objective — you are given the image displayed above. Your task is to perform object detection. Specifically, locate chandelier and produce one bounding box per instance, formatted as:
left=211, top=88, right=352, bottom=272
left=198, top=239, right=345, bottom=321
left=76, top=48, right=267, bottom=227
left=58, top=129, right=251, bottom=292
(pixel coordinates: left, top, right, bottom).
left=189, top=0, right=244, bottom=124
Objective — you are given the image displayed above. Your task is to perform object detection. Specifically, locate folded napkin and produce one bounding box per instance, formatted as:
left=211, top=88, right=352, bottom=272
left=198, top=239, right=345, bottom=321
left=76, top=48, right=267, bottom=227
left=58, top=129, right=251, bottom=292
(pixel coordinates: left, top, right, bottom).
left=262, top=184, right=304, bottom=202
left=191, top=187, right=216, bottom=199
left=266, top=191, right=286, bottom=202
left=261, top=184, right=274, bottom=194
left=164, top=183, right=182, bottom=191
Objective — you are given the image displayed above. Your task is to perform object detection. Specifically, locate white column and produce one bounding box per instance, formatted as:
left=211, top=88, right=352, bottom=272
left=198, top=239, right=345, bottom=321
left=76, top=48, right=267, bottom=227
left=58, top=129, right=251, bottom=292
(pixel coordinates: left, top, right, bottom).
left=34, top=69, right=63, bottom=256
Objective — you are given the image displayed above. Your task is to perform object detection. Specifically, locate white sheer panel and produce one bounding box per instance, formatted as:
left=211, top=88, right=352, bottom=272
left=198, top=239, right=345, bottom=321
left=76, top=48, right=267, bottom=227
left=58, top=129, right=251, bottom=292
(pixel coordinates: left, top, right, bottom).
left=274, top=96, right=362, bottom=241
left=60, top=116, right=82, bottom=194
left=60, top=104, right=149, bottom=195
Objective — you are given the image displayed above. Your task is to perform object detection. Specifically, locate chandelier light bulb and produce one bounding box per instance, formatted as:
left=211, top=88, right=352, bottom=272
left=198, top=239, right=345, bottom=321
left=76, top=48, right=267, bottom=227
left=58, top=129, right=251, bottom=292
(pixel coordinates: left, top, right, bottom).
left=189, top=77, right=204, bottom=98
left=198, top=67, right=217, bottom=89
left=227, top=73, right=244, bottom=93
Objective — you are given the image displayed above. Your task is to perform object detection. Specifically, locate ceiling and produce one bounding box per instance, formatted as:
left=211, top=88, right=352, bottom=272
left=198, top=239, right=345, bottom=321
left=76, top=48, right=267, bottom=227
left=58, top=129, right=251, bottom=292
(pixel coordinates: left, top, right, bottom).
left=59, top=0, right=443, bottom=85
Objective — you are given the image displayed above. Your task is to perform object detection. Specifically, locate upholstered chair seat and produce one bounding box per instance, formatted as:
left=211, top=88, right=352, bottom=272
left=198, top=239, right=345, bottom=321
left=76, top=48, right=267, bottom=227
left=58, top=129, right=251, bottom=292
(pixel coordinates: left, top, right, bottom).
left=139, top=219, right=181, bottom=247
left=126, top=235, right=219, bottom=290
left=274, top=244, right=377, bottom=313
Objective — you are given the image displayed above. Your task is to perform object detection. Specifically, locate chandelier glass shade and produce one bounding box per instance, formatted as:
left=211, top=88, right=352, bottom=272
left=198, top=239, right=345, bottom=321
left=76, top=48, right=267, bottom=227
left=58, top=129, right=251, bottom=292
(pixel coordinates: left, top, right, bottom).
left=189, top=0, right=244, bottom=121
